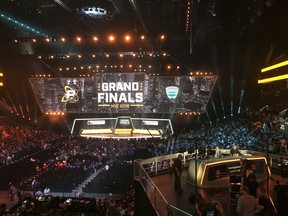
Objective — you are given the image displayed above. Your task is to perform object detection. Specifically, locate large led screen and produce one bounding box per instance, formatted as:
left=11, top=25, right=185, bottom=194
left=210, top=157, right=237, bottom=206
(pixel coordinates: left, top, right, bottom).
left=30, top=73, right=217, bottom=114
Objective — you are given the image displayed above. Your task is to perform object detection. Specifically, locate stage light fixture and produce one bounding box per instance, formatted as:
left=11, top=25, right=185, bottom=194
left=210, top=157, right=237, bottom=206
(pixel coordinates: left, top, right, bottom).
left=93, top=36, right=98, bottom=42
left=124, top=35, right=131, bottom=42
left=140, top=35, right=145, bottom=40
left=108, top=35, right=115, bottom=42
left=76, top=36, right=82, bottom=42
left=61, top=37, right=66, bottom=42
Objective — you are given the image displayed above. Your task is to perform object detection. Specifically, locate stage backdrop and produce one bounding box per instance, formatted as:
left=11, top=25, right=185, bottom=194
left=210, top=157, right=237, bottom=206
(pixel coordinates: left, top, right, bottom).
left=30, top=72, right=217, bottom=114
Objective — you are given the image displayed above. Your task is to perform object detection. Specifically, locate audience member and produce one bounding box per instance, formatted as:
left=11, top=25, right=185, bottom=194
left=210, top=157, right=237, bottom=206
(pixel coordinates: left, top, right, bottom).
left=44, top=186, right=51, bottom=196
left=236, top=186, right=259, bottom=216
left=243, top=173, right=259, bottom=198
left=256, top=186, right=270, bottom=216
left=188, top=192, right=203, bottom=216
left=230, top=145, right=241, bottom=156
left=274, top=173, right=288, bottom=216
left=215, top=146, right=222, bottom=158
left=210, top=188, right=227, bottom=215
left=173, top=154, right=183, bottom=194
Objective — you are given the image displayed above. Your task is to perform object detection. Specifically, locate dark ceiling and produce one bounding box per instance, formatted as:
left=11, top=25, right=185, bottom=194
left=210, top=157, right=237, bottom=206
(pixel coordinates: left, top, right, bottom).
left=0, top=0, right=287, bottom=53
left=0, top=0, right=288, bottom=123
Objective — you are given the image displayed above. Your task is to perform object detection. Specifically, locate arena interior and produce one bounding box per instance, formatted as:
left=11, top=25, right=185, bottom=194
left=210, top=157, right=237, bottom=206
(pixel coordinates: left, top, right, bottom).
left=0, top=0, right=288, bottom=215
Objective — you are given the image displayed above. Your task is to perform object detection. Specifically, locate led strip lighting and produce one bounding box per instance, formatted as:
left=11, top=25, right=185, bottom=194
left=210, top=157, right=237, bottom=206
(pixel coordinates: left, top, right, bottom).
left=261, top=60, right=288, bottom=73
left=258, top=74, right=288, bottom=84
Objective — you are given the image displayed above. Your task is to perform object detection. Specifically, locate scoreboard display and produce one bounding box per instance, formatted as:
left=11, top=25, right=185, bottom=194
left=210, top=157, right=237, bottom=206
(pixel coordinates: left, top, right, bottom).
left=30, top=73, right=217, bottom=114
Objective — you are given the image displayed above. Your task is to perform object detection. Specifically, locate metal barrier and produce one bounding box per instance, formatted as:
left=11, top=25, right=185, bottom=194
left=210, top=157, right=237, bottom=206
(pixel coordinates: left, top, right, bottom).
left=138, top=149, right=288, bottom=176
left=134, top=160, right=192, bottom=216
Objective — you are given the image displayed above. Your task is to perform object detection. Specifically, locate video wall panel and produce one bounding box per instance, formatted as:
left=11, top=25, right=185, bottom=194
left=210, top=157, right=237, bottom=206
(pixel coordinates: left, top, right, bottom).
left=30, top=73, right=217, bottom=114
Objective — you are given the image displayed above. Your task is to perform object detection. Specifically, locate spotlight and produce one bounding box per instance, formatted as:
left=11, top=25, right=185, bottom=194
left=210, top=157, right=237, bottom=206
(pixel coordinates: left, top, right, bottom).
left=108, top=35, right=115, bottom=42
left=76, top=36, right=82, bottom=42
left=124, top=35, right=131, bottom=42
left=160, top=35, right=165, bottom=40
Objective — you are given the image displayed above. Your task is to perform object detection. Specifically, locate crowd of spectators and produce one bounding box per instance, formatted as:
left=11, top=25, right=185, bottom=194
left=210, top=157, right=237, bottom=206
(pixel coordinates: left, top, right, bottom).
left=0, top=124, right=63, bottom=166
left=0, top=106, right=287, bottom=215
left=172, top=110, right=288, bottom=156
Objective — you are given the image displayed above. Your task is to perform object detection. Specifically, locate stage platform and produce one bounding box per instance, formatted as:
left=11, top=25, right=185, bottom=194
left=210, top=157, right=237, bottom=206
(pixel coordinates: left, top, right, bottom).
left=151, top=168, right=279, bottom=216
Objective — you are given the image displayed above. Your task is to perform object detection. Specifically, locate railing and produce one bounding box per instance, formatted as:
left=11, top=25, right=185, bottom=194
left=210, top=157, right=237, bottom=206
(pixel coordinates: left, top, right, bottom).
left=138, top=149, right=288, bottom=177
left=134, top=160, right=192, bottom=216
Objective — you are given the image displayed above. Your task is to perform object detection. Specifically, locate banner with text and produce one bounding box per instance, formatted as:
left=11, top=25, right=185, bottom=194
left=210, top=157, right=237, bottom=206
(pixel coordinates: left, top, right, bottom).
left=30, top=73, right=217, bottom=113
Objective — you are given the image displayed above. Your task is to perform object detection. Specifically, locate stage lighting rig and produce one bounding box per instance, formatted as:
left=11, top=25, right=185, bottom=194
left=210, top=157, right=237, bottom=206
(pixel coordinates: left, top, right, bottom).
left=75, top=0, right=119, bottom=21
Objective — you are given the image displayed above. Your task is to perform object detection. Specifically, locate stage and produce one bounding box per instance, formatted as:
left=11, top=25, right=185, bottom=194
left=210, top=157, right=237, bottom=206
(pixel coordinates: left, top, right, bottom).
left=150, top=168, right=279, bottom=216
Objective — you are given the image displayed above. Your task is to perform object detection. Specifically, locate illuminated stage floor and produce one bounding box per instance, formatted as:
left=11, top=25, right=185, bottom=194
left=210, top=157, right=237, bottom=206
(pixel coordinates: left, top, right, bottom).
left=151, top=168, right=279, bottom=216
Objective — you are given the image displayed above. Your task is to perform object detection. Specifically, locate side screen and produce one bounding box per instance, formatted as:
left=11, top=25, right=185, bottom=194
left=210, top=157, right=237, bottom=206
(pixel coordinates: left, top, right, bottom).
left=30, top=73, right=217, bottom=114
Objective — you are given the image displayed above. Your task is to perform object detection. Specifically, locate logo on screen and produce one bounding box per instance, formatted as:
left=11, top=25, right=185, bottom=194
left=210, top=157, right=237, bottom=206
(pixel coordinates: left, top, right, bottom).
left=165, top=86, right=179, bottom=100
left=61, top=86, right=79, bottom=102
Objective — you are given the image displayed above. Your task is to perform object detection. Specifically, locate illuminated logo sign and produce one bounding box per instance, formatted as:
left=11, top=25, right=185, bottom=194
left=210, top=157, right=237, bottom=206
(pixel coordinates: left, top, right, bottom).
left=97, top=82, right=143, bottom=104
left=165, top=86, right=179, bottom=100
left=61, top=86, right=79, bottom=102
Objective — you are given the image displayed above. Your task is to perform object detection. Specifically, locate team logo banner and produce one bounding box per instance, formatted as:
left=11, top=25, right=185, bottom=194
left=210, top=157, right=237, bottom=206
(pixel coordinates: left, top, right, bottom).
left=165, top=86, right=179, bottom=100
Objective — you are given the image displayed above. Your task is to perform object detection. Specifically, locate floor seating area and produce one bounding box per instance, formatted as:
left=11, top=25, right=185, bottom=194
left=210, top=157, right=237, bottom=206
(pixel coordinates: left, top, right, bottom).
left=83, top=163, right=134, bottom=194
